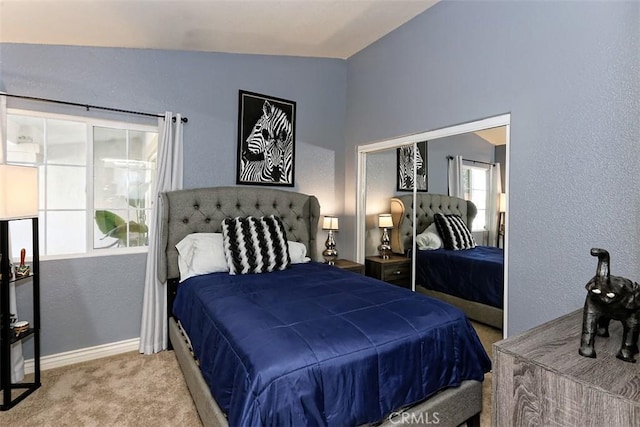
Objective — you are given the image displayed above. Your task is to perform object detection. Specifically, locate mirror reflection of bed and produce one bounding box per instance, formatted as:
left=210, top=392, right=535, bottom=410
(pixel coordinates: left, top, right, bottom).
left=361, top=122, right=507, bottom=341
left=390, top=194, right=503, bottom=329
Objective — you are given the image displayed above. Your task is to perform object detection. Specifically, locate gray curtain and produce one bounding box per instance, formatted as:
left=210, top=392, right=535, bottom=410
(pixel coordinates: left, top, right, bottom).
left=447, top=155, right=463, bottom=198
left=139, top=112, right=183, bottom=354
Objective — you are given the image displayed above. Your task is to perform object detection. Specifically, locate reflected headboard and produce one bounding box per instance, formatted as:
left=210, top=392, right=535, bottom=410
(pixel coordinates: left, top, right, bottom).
left=158, top=186, right=320, bottom=283
left=390, top=193, right=477, bottom=254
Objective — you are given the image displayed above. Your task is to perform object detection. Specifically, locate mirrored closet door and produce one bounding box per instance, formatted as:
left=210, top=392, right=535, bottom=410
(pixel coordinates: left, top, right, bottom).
left=356, top=115, right=510, bottom=334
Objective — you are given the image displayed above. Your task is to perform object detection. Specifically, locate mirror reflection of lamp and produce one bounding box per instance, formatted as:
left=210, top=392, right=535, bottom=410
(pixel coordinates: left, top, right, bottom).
left=322, top=216, right=339, bottom=265
left=378, top=213, right=393, bottom=259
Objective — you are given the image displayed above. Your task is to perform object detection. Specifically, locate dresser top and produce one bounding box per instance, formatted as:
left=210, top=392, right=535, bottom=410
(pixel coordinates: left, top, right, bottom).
left=494, top=309, right=640, bottom=401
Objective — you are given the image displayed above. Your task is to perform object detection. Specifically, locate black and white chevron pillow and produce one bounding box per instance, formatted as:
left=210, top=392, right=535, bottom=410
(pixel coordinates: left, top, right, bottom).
left=433, top=213, right=477, bottom=250
left=222, top=215, right=291, bottom=275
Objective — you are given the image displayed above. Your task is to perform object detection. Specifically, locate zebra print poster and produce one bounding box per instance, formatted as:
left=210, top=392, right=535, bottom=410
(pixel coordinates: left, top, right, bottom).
left=397, top=141, right=428, bottom=192
left=237, top=90, right=296, bottom=186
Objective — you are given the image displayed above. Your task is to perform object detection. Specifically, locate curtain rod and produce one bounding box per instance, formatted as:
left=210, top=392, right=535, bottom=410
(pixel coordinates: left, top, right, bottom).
left=3, top=93, right=188, bottom=123
left=447, top=155, right=495, bottom=166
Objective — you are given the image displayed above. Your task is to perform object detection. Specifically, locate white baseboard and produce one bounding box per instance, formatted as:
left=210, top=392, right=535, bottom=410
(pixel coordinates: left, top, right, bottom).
left=24, top=337, right=140, bottom=374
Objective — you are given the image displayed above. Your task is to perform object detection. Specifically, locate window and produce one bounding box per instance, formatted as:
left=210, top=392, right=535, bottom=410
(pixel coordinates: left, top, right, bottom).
left=6, top=110, right=158, bottom=258
left=462, top=164, right=489, bottom=231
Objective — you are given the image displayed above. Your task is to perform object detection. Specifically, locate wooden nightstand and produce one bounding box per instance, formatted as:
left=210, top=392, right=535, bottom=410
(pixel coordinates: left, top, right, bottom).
left=332, top=259, right=365, bottom=275
left=365, top=255, right=411, bottom=289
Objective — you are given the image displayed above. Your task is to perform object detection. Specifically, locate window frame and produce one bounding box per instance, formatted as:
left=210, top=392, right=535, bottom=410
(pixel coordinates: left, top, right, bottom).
left=6, top=108, right=158, bottom=261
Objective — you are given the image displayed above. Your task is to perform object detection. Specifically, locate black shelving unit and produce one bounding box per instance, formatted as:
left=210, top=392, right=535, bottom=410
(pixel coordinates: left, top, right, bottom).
left=0, top=218, right=40, bottom=410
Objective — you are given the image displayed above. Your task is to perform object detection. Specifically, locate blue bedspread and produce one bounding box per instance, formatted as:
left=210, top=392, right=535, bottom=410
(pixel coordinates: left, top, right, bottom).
left=173, top=262, right=491, bottom=426
left=415, top=246, right=504, bottom=308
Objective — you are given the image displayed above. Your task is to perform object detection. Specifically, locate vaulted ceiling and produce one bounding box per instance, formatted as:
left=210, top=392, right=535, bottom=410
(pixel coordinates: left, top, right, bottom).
left=0, top=0, right=438, bottom=59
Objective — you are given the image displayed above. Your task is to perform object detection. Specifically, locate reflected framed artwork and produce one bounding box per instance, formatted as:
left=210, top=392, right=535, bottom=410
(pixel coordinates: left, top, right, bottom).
left=397, top=141, right=428, bottom=192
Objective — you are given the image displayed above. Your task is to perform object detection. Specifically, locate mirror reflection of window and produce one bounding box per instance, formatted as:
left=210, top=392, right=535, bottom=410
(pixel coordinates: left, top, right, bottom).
left=462, top=165, right=489, bottom=232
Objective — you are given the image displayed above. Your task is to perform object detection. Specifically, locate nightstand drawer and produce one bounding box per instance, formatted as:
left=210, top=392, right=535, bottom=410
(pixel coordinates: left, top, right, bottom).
left=365, top=255, right=411, bottom=288
left=381, top=263, right=410, bottom=281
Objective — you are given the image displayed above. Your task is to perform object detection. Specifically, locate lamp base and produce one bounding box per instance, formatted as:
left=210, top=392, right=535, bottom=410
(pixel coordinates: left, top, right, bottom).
left=323, top=229, right=338, bottom=265
left=378, top=244, right=391, bottom=259
left=378, top=227, right=392, bottom=259
left=322, top=248, right=338, bottom=265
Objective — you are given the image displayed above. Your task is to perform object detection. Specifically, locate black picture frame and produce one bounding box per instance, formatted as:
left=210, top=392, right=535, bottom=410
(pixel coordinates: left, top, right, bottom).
left=396, top=141, right=428, bottom=192
left=237, top=90, right=296, bottom=187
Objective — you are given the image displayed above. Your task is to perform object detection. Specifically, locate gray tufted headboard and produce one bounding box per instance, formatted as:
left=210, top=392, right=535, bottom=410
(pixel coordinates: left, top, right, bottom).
left=158, top=186, right=320, bottom=283
left=390, top=193, right=477, bottom=254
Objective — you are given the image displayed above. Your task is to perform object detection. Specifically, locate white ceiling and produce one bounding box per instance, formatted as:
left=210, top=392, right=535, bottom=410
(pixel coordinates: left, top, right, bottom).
left=475, top=126, right=507, bottom=146
left=0, top=0, right=438, bottom=59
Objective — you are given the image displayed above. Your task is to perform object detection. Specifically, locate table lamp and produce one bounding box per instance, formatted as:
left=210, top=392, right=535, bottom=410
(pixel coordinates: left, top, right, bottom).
left=0, top=165, right=39, bottom=220
left=322, top=215, right=339, bottom=265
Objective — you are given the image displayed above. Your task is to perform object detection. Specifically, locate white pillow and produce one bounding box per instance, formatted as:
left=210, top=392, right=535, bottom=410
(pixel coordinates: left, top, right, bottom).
left=176, top=233, right=229, bottom=282
left=288, top=241, right=311, bottom=264
left=176, top=233, right=310, bottom=281
left=415, top=223, right=443, bottom=250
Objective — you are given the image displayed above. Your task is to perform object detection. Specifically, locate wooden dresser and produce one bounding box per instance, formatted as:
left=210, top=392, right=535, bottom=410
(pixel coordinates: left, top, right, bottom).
left=493, top=309, right=640, bottom=426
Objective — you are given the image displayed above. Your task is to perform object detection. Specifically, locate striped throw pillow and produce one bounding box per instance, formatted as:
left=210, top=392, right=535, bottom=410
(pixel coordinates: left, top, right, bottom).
left=222, top=215, right=291, bottom=274
left=433, top=213, right=477, bottom=250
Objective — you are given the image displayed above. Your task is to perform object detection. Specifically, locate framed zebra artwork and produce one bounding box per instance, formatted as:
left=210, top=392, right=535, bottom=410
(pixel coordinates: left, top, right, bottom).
left=237, top=90, right=296, bottom=187
left=397, top=141, right=428, bottom=192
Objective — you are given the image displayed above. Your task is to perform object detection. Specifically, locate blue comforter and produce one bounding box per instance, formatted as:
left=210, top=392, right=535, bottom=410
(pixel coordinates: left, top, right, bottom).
left=415, top=246, right=504, bottom=308
left=173, top=262, right=491, bottom=426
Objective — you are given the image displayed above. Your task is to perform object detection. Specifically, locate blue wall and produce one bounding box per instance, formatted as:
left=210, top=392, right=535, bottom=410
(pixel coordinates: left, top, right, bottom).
left=0, top=45, right=346, bottom=356
left=345, top=1, right=640, bottom=335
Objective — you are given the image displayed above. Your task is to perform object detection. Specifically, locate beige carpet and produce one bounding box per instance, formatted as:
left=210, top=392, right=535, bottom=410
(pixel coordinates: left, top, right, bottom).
left=471, top=321, right=504, bottom=427
left=0, top=350, right=202, bottom=427
left=0, top=322, right=501, bottom=427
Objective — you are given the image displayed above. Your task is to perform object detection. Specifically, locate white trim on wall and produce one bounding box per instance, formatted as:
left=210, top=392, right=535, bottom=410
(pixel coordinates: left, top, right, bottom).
left=24, top=337, right=140, bottom=374
left=356, top=113, right=511, bottom=337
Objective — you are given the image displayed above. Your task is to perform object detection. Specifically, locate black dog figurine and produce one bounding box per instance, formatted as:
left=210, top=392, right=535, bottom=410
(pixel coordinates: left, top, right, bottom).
left=579, top=248, right=640, bottom=362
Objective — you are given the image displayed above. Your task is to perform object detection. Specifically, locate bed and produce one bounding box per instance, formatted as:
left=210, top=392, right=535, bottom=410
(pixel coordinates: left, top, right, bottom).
left=390, top=193, right=504, bottom=329
left=158, top=186, right=491, bottom=426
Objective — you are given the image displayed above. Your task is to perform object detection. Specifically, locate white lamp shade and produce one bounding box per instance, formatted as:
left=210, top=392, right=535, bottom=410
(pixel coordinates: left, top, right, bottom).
left=322, top=216, right=339, bottom=230
left=378, top=214, right=393, bottom=228
left=0, top=165, right=39, bottom=219
left=499, top=193, right=507, bottom=213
